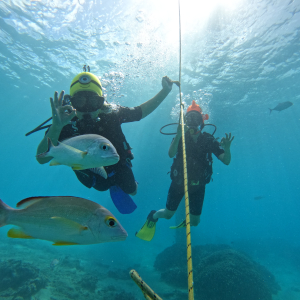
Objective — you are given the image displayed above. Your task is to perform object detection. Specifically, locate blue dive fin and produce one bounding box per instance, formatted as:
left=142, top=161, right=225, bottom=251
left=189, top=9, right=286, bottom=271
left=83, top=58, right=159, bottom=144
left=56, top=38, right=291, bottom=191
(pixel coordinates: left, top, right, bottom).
left=109, top=186, right=137, bottom=214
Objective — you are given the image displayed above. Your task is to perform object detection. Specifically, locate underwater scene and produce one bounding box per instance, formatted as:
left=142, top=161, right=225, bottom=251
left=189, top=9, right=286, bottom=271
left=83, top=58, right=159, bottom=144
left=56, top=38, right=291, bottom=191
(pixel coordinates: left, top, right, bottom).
left=0, top=0, right=300, bottom=299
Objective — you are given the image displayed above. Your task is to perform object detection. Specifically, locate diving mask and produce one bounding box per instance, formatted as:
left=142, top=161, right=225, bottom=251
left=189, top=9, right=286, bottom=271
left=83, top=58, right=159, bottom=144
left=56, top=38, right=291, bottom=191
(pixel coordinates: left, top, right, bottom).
left=70, top=91, right=104, bottom=112
left=186, top=111, right=203, bottom=128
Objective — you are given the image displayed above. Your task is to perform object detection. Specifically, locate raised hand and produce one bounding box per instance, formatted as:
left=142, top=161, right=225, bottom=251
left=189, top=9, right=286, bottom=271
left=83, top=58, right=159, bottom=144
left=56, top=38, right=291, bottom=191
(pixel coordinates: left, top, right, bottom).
left=50, top=91, right=76, bottom=129
left=162, top=76, right=179, bottom=91
left=220, top=133, right=234, bottom=150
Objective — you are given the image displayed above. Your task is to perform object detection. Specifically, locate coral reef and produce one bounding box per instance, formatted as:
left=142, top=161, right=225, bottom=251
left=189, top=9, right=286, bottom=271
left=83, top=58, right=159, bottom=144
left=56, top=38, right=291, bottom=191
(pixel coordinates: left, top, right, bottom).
left=0, top=259, right=47, bottom=300
left=154, top=243, right=280, bottom=300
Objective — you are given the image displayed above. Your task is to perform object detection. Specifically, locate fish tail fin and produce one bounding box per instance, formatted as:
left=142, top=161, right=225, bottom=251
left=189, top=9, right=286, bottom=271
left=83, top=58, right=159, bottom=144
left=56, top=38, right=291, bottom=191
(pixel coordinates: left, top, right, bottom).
left=0, top=199, right=12, bottom=227
left=269, top=108, right=272, bottom=114
left=36, top=138, right=55, bottom=159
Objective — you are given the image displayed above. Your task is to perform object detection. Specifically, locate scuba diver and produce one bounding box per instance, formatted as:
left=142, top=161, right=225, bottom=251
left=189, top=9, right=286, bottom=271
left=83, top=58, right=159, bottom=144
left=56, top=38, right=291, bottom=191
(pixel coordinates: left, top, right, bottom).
left=36, top=68, right=177, bottom=214
left=136, top=100, right=234, bottom=241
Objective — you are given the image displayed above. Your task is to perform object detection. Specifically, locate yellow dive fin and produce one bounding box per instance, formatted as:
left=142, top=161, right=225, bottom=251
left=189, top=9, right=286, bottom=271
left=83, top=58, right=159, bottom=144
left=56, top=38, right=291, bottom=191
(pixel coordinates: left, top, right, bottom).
left=169, top=220, right=186, bottom=229
left=7, top=228, right=35, bottom=239
left=135, top=211, right=157, bottom=242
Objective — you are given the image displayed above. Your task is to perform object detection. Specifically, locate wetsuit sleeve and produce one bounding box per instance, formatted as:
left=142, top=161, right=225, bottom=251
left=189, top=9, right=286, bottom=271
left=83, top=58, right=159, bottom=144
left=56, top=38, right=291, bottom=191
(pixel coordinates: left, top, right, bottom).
left=206, top=134, right=224, bottom=158
left=117, top=106, right=143, bottom=123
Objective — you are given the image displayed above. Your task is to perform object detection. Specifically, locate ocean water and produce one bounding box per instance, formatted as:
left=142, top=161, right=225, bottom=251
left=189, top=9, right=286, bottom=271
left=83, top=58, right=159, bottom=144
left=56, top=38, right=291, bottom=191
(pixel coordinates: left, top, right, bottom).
left=0, top=0, right=300, bottom=299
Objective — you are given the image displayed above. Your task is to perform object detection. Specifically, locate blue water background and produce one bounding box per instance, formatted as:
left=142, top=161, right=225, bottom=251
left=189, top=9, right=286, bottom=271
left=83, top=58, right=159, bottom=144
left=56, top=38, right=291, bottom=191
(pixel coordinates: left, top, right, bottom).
left=0, top=0, right=300, bottom=297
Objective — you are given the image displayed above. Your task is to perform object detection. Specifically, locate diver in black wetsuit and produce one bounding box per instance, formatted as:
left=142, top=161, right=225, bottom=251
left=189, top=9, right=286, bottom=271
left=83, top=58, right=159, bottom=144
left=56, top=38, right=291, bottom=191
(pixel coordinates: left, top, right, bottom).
left=136, top=100, right=234, bottom=241
left=36, top=71, right=176, bottom=205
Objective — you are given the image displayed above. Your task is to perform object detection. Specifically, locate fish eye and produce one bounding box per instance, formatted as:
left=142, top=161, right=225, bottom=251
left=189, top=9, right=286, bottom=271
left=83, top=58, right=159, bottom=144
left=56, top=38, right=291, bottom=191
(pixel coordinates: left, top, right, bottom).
left=100, top=143, right=109, bottom=151
left=105, top=216, right=117, bottom=227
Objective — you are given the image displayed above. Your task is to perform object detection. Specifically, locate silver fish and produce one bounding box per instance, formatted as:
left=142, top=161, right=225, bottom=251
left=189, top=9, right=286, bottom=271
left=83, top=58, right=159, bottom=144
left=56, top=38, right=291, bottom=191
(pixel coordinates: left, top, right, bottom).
left=0, top=196, right=127, bottom=246
left=269, top=101, right=293, bottom=114
left=37, top=134, right=119, bottom=173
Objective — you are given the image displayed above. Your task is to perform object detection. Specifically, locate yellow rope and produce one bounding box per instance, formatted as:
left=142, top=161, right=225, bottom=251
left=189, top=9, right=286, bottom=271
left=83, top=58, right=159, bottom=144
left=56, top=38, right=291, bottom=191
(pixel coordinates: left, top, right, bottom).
left=131, top=2, right=194, bottom=299
left=178, top=0, right=194, bottom=299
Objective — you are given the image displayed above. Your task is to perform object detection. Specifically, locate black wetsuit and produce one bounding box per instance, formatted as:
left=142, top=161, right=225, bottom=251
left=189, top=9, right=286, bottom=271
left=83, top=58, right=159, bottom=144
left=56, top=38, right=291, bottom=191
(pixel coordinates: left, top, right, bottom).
left=58, top=105, right=142, bottom=194
left=167, top=131, right=224, bottom=215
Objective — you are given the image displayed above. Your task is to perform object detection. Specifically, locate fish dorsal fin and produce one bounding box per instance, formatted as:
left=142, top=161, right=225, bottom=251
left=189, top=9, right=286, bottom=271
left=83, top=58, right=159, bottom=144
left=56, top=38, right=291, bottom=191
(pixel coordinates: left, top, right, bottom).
left=7, top=227, right=35, bottom=239
left=58, top=141, right=87, bottom=155
left=52, top=241, right=78, bottom=246
left=50, top=216, right=88, bottom=233
left=16, top=197, right=45, bottom=209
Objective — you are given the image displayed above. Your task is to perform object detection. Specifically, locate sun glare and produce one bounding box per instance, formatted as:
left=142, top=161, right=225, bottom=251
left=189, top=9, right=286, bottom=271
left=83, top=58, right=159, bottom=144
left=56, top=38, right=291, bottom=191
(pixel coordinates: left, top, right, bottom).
left=181, top=0, right=241, bottom=25
left=141, top=0, right=241, bottom=48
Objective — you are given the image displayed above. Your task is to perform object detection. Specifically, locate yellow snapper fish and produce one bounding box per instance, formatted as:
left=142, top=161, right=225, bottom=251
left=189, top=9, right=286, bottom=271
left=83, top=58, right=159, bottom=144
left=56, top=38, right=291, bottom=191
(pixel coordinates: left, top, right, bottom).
left=0, top=196, right=127, bottom=246
left=37, top=134, right=119, bottom=178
